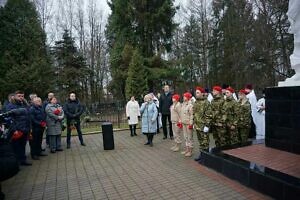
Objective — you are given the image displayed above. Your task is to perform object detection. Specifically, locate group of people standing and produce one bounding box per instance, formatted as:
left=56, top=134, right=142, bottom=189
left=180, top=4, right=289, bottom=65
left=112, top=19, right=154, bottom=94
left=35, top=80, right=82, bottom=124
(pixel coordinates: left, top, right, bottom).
left=1, top=91, right=86, bottom=166
left=125, top=84, right=266, bottom=159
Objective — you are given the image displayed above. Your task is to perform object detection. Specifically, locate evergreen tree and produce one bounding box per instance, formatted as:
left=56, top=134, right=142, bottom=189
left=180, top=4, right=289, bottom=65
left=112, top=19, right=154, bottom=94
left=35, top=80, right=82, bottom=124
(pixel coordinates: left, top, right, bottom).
left=125, top=49, right=148, bottom=102
left=106, top=0, right=177, bottom=99
left=0, top=0, right=53, bottom=99
left=52, top=30, right=88, bottom=99
left=209, top=0, right=254, bottom=88
left=108, top=43, right=134, bottom=100
left=129, top=0, right=177, bottom=57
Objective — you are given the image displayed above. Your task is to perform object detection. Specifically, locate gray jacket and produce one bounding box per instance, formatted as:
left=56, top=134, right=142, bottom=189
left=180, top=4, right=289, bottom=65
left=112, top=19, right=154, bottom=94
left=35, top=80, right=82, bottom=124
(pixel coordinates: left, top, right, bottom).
left=45, top=103, right=64, bottom=135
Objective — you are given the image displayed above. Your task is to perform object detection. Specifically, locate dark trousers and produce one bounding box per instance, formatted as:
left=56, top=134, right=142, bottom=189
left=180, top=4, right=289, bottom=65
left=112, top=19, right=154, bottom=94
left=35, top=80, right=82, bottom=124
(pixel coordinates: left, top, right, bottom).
left=46, top=134, right=49, bottom=145
left=30, top=128, right=44, bottom=156
left=162, top=114, right=173, bottom=138
left=66, top=119, right=83, bottom=145
left=49, top=135, right=61, bottom=150
left=11, top=132, right=28, bottom=162
left=129, top=124, right=137, bottom=135
left=156, top=115, right=160, bottom=133
left=249, top=116, right=256, bottom=138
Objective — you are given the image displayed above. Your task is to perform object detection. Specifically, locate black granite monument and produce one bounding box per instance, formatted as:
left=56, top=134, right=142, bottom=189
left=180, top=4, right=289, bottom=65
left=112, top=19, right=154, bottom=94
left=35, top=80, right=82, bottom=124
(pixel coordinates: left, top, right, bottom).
left=265, top=86, right=300, bottom=154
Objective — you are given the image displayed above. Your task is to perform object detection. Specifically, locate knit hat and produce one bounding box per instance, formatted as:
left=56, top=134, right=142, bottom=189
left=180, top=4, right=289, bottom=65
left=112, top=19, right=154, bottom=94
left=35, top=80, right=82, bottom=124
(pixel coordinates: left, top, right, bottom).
left=226, top=87, right=235, bottom=93
left=172, top=94, right=180, bottom=101
left=195, top=86, right=205, bottom=93
left=183, top=92, right=192, bottom=100
left=213, top=86, right=222, bottom=93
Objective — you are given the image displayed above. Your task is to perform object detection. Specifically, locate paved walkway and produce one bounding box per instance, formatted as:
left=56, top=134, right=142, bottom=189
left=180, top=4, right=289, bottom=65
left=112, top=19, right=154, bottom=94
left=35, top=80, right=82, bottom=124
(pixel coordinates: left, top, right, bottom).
left=2, top=131, right=271, bottom=200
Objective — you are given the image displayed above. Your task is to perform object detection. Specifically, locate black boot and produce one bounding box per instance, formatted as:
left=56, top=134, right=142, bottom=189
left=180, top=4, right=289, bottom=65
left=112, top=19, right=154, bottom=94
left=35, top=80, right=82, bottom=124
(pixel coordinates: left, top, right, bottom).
left=194, top=153, right=202, bottom=161
left=149, top=134, right=154, bottom=147
left=133, top=125, right=137, bottom=136
left=144, top=134, right=150, bottom=145
left=129, top=125, right=134, bottom=137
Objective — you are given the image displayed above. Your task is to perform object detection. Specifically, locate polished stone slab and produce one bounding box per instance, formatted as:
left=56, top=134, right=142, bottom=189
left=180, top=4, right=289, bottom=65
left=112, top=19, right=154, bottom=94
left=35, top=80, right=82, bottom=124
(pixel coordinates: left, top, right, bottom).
left=200, top=141, right=300, bottom=200
left=265, top=86, right=300, bottom=154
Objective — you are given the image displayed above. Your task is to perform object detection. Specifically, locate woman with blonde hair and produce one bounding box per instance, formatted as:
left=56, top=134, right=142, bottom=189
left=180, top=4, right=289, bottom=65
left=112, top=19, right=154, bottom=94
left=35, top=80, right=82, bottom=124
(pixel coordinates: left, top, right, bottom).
left=140, top=94, right=158, bottom=147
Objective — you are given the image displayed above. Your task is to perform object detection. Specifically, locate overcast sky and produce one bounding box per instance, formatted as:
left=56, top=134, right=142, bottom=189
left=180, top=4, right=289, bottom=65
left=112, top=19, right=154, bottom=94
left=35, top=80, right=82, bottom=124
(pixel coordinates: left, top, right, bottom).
left=43, top=0, right=189, bottom=45
left=98, top=0, right=189, bottom=19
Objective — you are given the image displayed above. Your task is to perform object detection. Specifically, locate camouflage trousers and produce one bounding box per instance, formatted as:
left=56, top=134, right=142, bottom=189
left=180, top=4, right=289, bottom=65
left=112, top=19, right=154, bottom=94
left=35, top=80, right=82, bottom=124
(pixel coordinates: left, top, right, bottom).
left=239, top=128, right=250, bottom=143
left=196, top=130, right=209, bottom=150
left=172, top=123, right=182, bottom=144
left=212, top=126, right=227, bottom=148
left=228, top=128, right=239, bottom=145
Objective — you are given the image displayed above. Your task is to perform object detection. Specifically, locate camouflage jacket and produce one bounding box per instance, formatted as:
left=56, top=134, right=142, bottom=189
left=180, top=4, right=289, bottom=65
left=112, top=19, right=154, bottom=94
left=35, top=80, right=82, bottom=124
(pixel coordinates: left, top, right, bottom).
left=237, top=100, right=251, bottom=128
left=194, top=97, right=212, bottom=131
left=223, top=96, right=239, bottom=128
left=211, top=94, right=225, bottom=127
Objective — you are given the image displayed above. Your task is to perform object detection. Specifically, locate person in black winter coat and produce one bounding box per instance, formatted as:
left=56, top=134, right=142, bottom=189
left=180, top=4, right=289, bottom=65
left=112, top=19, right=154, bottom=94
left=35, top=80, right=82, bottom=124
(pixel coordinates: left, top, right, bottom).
left=159, top=85, right=173, bottom=139
left=63, top=92, right=85, bottom=148
left=29, top=97, right=47, bottom=160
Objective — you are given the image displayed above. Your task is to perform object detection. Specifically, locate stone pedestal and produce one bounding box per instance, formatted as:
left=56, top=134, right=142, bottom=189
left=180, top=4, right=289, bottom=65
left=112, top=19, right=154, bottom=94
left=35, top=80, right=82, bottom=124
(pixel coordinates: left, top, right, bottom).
left=265, top=86, right=300, bottom=154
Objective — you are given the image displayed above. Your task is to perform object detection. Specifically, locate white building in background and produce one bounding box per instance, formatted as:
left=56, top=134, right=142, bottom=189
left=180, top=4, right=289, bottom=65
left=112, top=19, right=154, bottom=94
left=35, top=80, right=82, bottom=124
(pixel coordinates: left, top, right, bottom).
left=0, top=0, right=7, bottom=7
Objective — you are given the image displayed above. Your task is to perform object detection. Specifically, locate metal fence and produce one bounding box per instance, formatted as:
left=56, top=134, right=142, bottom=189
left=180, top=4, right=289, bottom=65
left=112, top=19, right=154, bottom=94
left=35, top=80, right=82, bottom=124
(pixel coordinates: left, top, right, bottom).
left=84, top=101, right=128, bottom=128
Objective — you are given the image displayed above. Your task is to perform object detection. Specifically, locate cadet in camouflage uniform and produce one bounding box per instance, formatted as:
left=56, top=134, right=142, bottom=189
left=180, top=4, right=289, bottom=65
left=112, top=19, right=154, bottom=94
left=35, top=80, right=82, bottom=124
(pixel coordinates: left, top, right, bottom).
left=210, top=86, right=226, bottom=148
left=223, top=87, right=239, bottom=145
left=237, top=89, right=251, bottom=143
left=193, top=86, right=212, bottom=161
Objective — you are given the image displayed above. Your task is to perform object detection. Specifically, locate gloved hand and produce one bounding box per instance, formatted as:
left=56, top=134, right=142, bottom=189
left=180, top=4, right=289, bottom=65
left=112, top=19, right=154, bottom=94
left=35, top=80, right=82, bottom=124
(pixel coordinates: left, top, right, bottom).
left=188, top=124, right=193, bottom=129
left=177, top=122, right=183, bottom=129
left=40, top=121, right=47, bottom=127
left=58, top=116, right=64, bottom=120
left=203, top=126, right=209, bottom=133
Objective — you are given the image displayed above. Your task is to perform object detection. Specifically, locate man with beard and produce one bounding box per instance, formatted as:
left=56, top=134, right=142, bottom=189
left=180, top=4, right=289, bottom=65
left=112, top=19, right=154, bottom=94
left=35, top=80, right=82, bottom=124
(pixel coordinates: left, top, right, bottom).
left=6, top=91, right=31, bottom=166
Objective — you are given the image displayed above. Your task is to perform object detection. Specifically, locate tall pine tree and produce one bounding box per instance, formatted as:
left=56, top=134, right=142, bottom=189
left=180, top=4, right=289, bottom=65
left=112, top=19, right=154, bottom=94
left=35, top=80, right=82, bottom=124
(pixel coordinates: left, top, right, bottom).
left=0, top=0, right=52, bottom=99
left=106, top=0, right=177, bottom=99
left=52, top=30, right=88, bottom=99
left=125, top=49, right=148, bottom=102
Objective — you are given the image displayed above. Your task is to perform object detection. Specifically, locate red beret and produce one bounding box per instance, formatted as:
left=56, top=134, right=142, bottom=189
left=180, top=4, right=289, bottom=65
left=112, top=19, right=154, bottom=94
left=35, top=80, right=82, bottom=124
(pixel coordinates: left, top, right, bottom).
left=183, top=92, right=192, bottom=100
left=226, top=87, right=235, bottom=93
left=213, top=86, right=222, bottom=93
left=239, top=89, right=248, bottom=95
left=195, top=86, right=205, bottom=93
left=172, top=94, right=180, bottom=101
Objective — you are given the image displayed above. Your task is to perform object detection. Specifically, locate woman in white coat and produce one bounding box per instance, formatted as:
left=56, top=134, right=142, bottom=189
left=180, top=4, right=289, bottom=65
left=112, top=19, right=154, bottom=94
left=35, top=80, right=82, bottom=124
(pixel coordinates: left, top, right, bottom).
left=126, top=96, right=140, bottom=136
left=256, top=90, right=265, bottom=139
